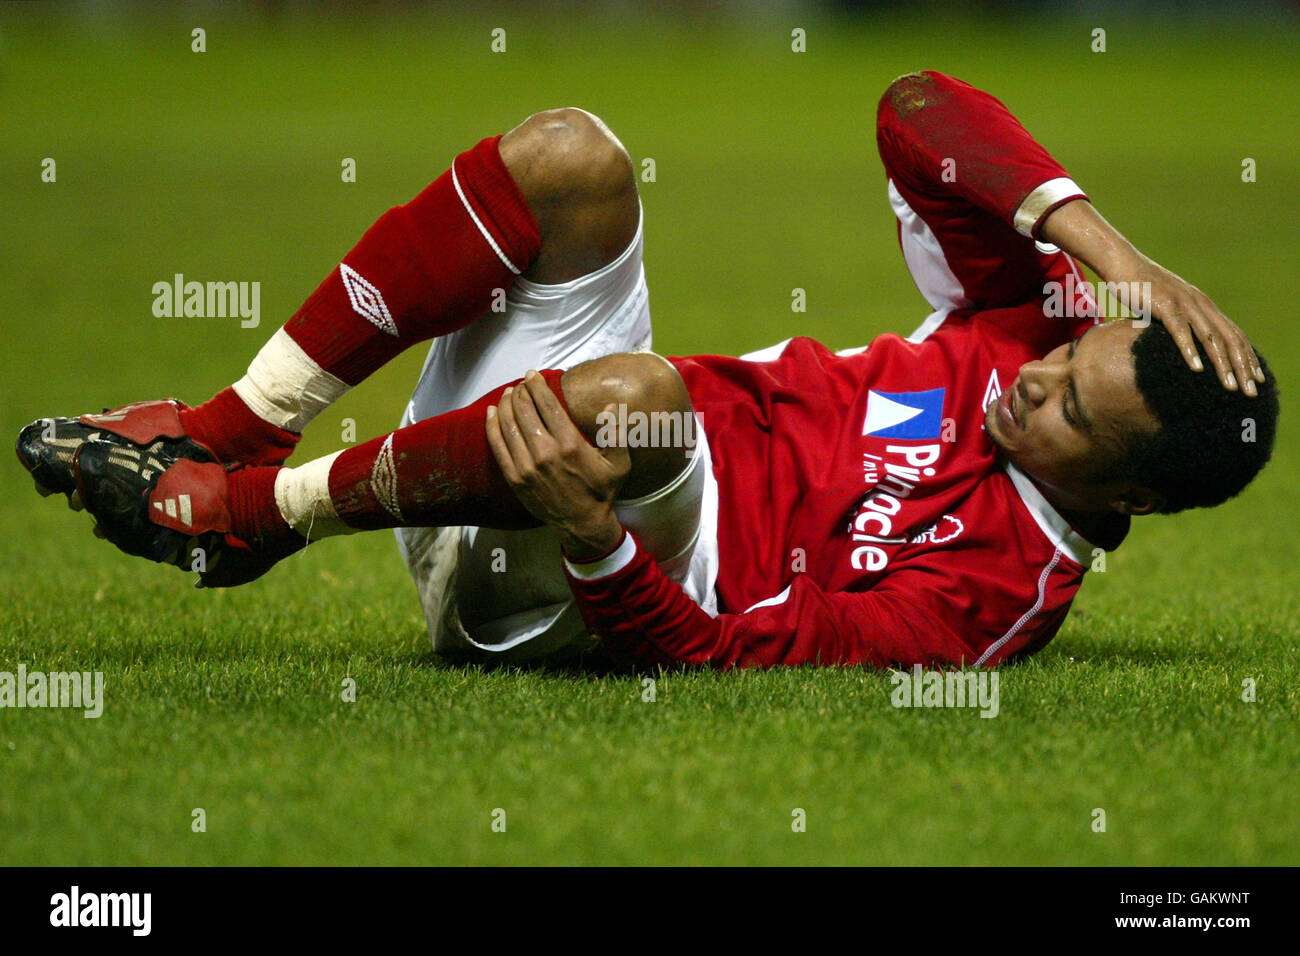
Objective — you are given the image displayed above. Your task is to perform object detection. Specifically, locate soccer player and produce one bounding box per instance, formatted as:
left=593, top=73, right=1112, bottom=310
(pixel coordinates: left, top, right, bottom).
left=17, top=71, right=1277, bottom=669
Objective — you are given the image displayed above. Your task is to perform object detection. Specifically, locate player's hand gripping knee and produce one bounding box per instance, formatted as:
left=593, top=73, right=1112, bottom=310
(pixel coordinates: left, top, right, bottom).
left=485, top=370, right=629, bottom=561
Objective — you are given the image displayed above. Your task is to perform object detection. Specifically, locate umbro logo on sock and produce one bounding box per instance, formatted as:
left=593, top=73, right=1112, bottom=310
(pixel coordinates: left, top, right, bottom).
left=370, top=433, right=403, bottom=521
left=339, top=263, right=398, bottom=336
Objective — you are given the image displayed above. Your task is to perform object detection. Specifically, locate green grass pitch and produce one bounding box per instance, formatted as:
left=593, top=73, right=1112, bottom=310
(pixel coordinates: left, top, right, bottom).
left=0, top=6, right=1296, bottom=865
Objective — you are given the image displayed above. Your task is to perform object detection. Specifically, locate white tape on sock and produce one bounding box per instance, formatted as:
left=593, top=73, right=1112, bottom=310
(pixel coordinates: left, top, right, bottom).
left=232, top=328, right=351, bottom=433
left=273, top=450, right=355, bottom=539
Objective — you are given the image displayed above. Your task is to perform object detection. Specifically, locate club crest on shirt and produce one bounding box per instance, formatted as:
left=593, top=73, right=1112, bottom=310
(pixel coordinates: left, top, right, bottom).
left=909, top=514, right=964, bottom=544
left=862, top=387, right=946, bottom=439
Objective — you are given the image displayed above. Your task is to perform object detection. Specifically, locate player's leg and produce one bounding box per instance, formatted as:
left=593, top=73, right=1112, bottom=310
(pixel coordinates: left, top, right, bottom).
left=72, top=352, right=693, bottom=588
left=249, top=352, right=692, bottom=537
left=392, top=161, right=658, bottom=660
left=17, top=109, right=634, bottom=492
left=207, top=106, right=636, bottom=457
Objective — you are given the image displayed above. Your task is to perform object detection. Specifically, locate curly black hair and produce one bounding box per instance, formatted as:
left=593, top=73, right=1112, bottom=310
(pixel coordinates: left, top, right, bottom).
left=1117, top=322, right=1279, bottom=514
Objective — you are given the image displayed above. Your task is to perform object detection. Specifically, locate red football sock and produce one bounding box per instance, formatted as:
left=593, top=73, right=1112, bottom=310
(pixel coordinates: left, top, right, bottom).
left=282, top=135, right=541, bottom=383
left=180, top=134, right=541, bottom=466
left=327, top=368, right=570, bottom=532
left=229, top=369, right=572, bottom=548
left=183, top=388, right=300, bottom=467
left=226, top=463, right=300, bottom=549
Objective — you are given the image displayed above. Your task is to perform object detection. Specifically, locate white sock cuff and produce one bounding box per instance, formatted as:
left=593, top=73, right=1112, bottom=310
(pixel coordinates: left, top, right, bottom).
left=232, top=328, right=351, bottom=433
left=273, top=450, right=354, bottom=540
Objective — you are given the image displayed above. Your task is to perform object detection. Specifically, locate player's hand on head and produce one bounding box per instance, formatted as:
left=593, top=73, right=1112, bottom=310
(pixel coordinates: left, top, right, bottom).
left=1125, top=257, right=1265, bottom=396
left=485, top=370, right=629, bottom=557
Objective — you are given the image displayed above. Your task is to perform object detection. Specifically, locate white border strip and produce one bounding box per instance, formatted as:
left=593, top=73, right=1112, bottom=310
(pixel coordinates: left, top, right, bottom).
left=974, top=549, right=1061, bottom=667
left=452, top=161, right=522, bottom=275
left=1004, top=461, right=1093, bottom=566
left=887, top=180, right=971, bottom=343
left=565, top=530, right=637, bottom=580
left=1012, top=177, right=1085, bottom=238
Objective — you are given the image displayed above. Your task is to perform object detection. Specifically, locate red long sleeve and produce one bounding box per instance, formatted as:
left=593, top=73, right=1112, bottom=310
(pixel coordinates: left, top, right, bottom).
left=876, top=70, right=1088, bottom=312
left=877, top=70, right=1085, bottom=237
left=565, top=533, right=978, bottom=670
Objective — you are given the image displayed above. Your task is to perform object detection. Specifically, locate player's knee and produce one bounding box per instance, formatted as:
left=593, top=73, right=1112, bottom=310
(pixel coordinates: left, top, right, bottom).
left=621, top=352, right=692, bottom=422
left=563, top=353, right=690, bottom=424
left=561, top=353, right=693, bottom=497
left=502, top=108, right=634, bottom=203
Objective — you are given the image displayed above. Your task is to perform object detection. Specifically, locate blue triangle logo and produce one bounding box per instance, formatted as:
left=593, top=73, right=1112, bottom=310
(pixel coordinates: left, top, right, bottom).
left=863, top=388, right=946, bottom=439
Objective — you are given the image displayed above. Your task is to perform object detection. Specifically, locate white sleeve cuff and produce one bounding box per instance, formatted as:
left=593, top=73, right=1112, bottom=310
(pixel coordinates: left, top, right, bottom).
left=564, top=531, right=637, bottom=580
left=1012, top=177, right=1085, bottom=238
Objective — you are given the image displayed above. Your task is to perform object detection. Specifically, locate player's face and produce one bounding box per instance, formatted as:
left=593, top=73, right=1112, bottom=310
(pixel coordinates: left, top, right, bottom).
left=985, top=320, right=1160, bottom=513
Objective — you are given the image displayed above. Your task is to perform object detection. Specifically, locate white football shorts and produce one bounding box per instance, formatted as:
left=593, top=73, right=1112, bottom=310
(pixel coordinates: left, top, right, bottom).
left=394, top=206, right=720, bottom=664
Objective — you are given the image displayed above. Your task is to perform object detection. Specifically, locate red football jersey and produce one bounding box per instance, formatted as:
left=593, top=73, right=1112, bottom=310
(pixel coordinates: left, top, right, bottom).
left=563, top=71, right=1126, bottom=668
